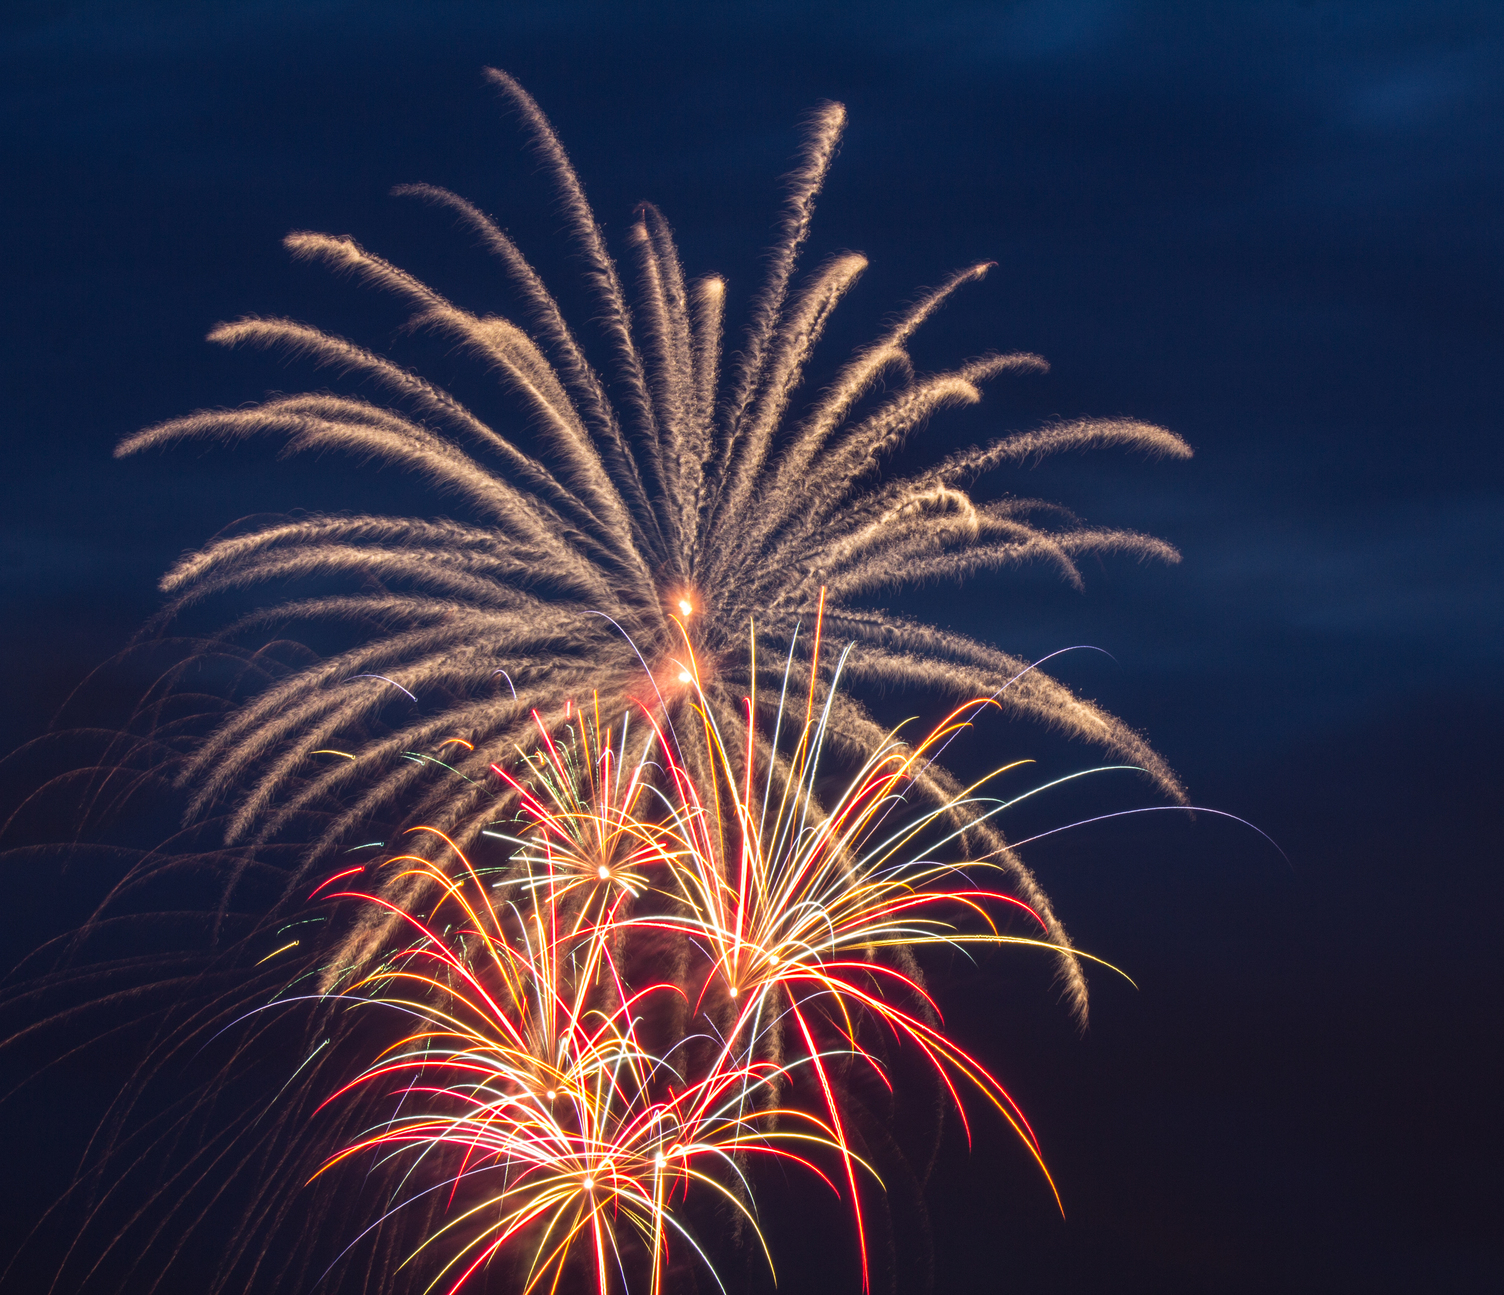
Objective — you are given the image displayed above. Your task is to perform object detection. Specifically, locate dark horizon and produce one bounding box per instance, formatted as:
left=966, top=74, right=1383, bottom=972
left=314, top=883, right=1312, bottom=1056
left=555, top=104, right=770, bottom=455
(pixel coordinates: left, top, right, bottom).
left=2, top=3, right=1500, bottom=1292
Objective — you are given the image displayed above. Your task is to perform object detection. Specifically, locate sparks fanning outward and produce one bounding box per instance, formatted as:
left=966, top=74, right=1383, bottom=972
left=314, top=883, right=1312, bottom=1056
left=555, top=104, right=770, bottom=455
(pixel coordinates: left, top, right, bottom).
left=116, top=70, right=1191, bottom=1019
left=308, top=628, right=1128, bottom=1295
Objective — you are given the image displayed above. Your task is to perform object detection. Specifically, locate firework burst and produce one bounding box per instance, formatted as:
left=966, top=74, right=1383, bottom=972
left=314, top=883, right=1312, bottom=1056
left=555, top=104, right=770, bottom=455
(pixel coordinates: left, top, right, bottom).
left=114, top=71, right=1191, bottom=1021
left=306, top=618, right=1130, bottom=1293
left=312, top=844, right=845, bottom=1295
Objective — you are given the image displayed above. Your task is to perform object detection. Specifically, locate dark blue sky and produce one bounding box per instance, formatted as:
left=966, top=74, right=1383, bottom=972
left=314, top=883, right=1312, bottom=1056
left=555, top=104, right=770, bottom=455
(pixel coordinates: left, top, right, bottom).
left=2, top=3, right=1501, bottom=1292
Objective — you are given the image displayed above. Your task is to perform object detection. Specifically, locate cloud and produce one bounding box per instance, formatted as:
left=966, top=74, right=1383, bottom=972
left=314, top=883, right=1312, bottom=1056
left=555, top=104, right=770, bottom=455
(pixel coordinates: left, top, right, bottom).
left=1192, top=496, right=1504, bottom=650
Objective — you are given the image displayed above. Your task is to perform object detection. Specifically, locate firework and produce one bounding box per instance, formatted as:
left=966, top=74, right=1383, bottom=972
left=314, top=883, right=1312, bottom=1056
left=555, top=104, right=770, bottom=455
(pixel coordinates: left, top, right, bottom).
left=114, top=72, right=1191, bottom=1021
left=307, top=619, right=1129, bottom=1294
left=312, top=841, right=849, bottom=1295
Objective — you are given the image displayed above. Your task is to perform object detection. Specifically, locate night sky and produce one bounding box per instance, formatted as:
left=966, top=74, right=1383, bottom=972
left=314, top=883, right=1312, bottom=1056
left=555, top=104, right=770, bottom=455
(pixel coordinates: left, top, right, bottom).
left=2, top=2, right=1501, bottom=1292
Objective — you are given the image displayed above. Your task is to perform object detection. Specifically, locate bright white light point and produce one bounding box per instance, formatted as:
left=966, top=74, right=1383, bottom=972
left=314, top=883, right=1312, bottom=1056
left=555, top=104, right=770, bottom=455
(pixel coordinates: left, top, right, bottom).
left=655, top=1154, right=666, bottom=1166
left=728, top=985, right=738, bottom=997
left=583, top=1178, right=593, bottom=1190
left=597, top=865, right=610, bottom=880
left=677, top=671, right=692, bottom=683
left=545, top=1090, right=556, bottom=1100
left=677, top=599, right=693, bottom=615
